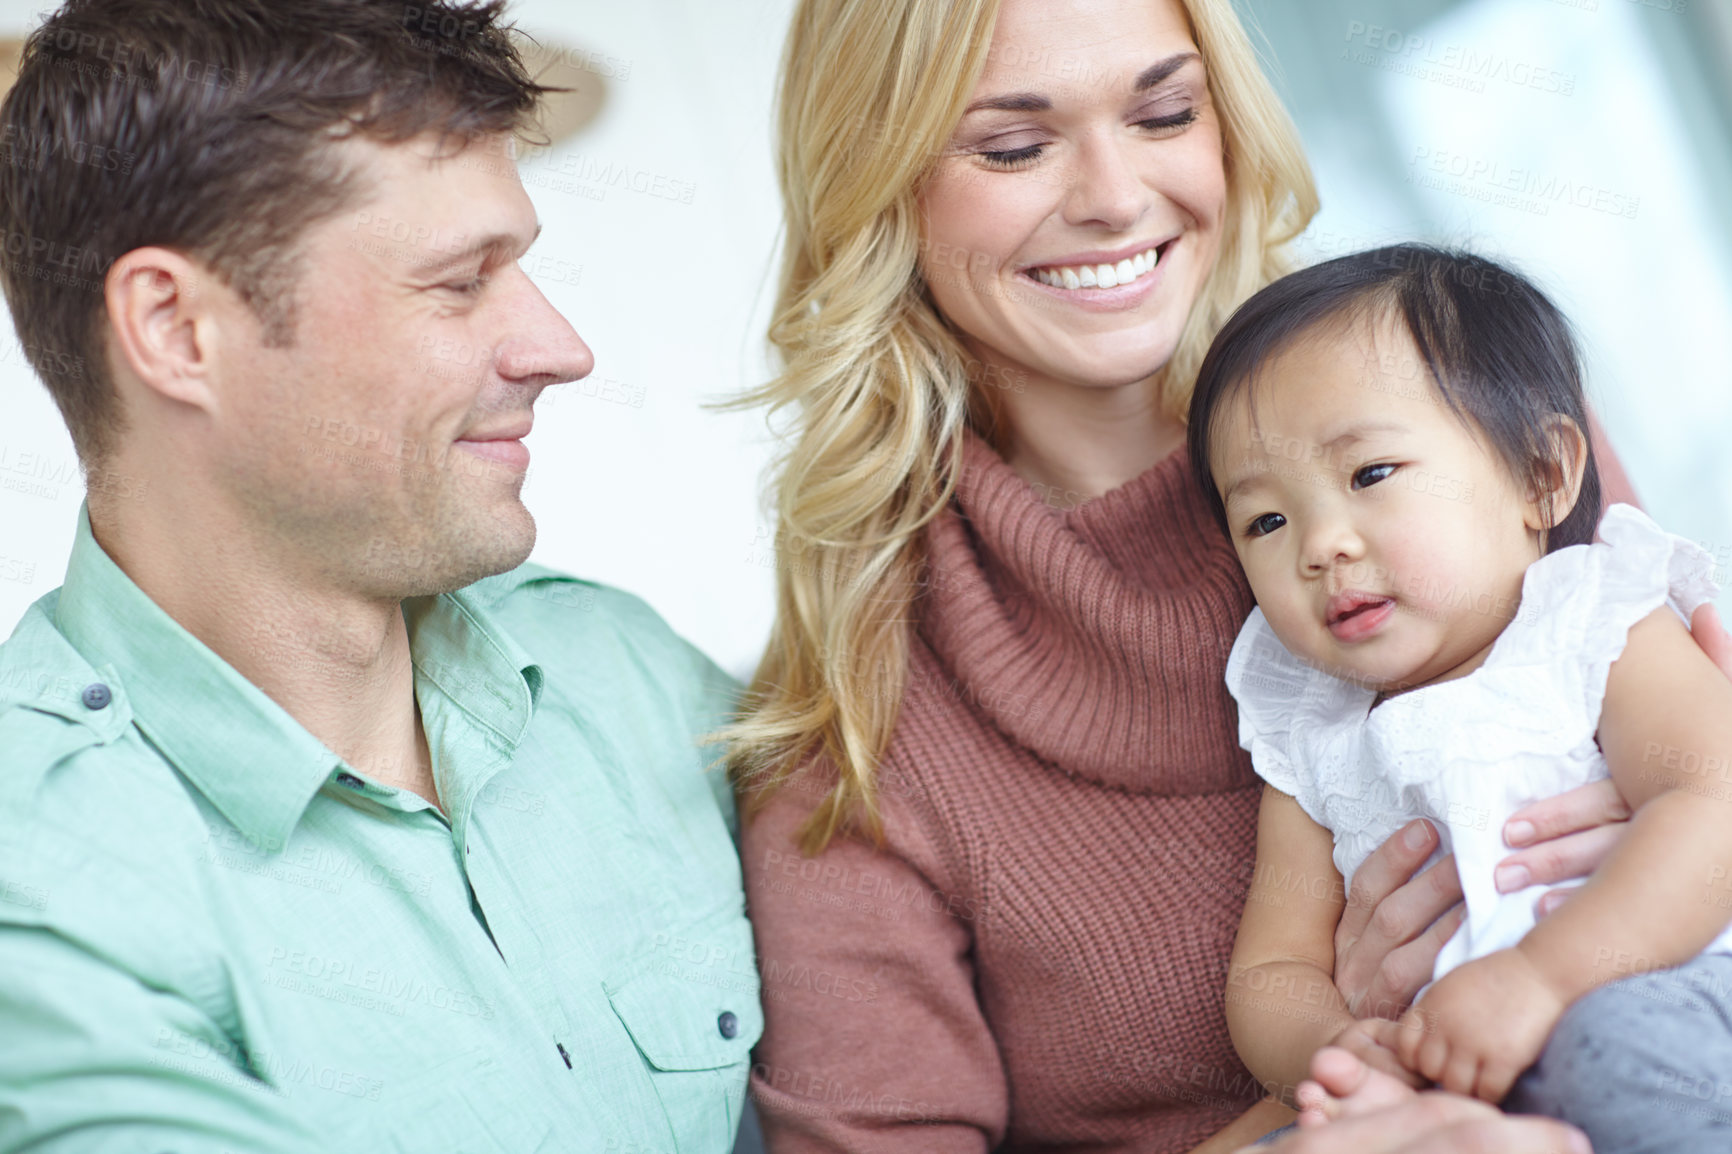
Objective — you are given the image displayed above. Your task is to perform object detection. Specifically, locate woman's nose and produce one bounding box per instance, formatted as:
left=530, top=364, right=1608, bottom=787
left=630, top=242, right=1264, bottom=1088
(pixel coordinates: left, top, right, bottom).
left=1062, top=133, right=1148, bottom=232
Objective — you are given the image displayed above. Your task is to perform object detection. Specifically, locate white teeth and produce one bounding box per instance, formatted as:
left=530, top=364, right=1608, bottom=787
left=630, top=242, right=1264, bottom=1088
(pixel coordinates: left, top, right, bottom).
left=1027, top=245, right=1162, bottom=291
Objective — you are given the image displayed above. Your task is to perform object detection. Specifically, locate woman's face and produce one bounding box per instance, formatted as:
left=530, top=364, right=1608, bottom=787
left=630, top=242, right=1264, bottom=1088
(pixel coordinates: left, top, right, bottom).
left=919, top=0, right=1227, bottom=392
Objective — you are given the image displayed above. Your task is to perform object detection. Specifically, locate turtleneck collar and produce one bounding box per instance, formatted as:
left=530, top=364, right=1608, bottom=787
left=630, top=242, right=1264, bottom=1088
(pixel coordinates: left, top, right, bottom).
left=918, top=429, right=1258, bottom=795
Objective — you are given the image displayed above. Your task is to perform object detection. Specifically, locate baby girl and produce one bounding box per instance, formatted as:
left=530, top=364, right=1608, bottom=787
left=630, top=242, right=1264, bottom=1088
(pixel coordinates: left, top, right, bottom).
left=1186, top=244, right=1732, bottom=1152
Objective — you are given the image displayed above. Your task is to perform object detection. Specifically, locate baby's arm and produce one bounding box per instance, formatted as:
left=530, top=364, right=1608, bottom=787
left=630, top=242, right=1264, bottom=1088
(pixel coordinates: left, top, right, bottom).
left=1396, top=605, right=1732, bottom=1100
left=1227, top=786, right=1359, bottom=1106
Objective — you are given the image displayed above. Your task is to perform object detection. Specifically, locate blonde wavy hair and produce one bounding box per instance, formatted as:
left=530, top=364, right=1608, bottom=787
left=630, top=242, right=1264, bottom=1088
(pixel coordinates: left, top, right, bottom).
left=725, top=0, right=1319, bottom=854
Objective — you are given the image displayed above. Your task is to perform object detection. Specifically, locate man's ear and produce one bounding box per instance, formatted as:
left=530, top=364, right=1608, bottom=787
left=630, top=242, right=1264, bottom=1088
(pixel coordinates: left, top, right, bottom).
left=103, top=247, right=220, bottom=412
left=1522, top=414, right=1589, bottom=536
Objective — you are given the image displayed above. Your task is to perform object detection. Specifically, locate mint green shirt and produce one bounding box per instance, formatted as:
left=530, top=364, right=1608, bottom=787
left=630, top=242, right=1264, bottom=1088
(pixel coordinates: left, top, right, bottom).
left=0, top=508, right=760, bottom=1152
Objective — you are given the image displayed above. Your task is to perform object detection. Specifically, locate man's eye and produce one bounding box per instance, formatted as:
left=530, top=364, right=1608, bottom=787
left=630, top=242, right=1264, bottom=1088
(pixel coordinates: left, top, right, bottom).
left=1352, top=463, right=1397, bottom=490
left=1245, top=512, right=1286, bottom=538
left=444, top=276, right=488, bottom=296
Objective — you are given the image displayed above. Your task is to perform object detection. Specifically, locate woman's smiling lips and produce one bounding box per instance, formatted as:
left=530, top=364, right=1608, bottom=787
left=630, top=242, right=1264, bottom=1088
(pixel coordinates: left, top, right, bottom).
left=1326, top=590, right=1396, bottom=643
left=1017, top=237, right=1179, bottom=312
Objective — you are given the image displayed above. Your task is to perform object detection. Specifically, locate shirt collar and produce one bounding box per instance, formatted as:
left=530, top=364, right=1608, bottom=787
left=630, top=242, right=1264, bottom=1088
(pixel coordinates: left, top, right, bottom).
left=53, top=504, right=544, bottom=850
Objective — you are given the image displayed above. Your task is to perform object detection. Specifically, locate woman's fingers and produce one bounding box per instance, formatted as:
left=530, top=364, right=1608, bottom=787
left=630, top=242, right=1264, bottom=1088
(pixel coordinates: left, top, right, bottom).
left=1495, top=822, right=1623, bottom=892
left=1261, top=1094, right=1590, bottom=1154
left=1503, top=779, right=1629, bottom=850
left=1692, top=603, right=1732, bottom=681
left=1355, top=902, right=1464, bottom=1021
left=1338, top=821, right=1440, bottom=944
left=1336, top=850, right=1463, bottom=1018
left=1535, top=884, right=1584, bottom=920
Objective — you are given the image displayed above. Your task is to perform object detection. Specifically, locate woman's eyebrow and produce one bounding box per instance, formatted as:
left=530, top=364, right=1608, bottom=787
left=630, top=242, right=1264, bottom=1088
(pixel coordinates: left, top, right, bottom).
left=962, top=51, right=1202, bottom=116
left=1134, top=52, right=1201, bottom=92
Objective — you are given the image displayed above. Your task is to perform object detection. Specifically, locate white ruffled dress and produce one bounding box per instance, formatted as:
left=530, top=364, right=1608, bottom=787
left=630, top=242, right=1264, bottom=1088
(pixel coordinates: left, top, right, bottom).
left=1224, top=504, right=1726, bottom=982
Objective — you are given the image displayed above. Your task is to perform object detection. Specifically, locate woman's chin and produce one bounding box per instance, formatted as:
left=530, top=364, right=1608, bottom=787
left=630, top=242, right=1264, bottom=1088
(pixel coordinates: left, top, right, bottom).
left=1006, top=338, right=1182, bottom=394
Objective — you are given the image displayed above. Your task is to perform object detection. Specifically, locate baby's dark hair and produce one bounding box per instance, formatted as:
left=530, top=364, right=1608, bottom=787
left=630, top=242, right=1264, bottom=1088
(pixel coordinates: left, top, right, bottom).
left=1186, top=244, right=1602, bottom=554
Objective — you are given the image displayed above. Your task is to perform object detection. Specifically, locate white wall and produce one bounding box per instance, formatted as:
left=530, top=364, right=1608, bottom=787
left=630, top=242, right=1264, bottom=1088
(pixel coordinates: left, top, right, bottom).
left=2, top=0, right=1726, bottom=680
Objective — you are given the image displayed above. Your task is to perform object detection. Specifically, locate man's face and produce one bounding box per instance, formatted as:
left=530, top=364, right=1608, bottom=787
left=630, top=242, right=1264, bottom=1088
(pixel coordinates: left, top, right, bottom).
left=211, top=131, right=592, bottom=599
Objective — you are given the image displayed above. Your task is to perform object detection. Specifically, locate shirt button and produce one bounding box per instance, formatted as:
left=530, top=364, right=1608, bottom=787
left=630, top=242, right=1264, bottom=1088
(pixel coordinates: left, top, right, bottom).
left=80, top=682, right=112, bottom=710
left=335, top=772, right=365, bottom=789
left=717, top=1011, right=739, bottom=1040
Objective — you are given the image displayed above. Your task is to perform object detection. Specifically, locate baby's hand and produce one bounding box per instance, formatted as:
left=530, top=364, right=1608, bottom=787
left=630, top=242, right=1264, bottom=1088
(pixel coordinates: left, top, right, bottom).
left=1393, top=948, right=1566, bottom=1103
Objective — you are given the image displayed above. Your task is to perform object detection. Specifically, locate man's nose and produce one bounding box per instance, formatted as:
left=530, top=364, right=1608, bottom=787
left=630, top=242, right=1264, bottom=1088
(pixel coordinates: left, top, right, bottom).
left=491, top=267, right=594, bottom=391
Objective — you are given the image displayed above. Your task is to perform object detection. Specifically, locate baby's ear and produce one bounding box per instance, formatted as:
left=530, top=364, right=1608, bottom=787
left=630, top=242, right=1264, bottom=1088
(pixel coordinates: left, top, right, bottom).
left=1523, top=415, right=1589, bottom=536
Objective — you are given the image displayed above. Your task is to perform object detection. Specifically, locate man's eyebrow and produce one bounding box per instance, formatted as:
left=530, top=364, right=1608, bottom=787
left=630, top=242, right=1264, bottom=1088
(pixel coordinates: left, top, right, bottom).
left=961, top=52, right=1201, bottom=116
left=415, top=223, right=543, bottom=277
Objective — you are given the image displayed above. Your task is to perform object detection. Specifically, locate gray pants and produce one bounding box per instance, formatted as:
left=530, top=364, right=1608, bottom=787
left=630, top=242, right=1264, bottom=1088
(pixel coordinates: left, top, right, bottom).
left=1505, top=953, right=1732, bottom=1153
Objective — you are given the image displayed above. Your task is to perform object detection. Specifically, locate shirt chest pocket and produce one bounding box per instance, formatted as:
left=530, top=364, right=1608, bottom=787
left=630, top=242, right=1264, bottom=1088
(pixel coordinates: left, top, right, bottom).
left=604, top=912, right=763, bottom=1151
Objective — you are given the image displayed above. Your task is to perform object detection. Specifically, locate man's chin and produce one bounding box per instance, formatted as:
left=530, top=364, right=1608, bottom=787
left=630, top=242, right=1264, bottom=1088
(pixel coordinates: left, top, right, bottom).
left=376, top=505, right=537, bottom=599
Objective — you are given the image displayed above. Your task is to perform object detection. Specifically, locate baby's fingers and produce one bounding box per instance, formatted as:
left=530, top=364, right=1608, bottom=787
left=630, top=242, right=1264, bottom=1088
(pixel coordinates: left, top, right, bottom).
left=1339, top=1026, right=1428, bottom=1088
left=1414, top=1033, right=1452, bottom=1085
left=1477, top=1059, right=1525, bottom=1106
left=1394, top=1007, right=1431, bottom=1072
left=1439, top=1048, right=1481, bottom=1099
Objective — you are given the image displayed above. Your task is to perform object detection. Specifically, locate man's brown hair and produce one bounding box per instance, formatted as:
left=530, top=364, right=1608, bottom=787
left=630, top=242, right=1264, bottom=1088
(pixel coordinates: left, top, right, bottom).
left=0, top=0, right=548, bottom=464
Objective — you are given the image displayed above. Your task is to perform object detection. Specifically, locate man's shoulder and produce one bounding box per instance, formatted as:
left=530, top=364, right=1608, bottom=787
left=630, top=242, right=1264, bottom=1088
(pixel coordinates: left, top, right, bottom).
left=0, top=603, right=216, bottom=958
left=457, top=562, right=732, bottom=697
left=0, top=592, right=131, bottom=758
left=461, top=561, right=671, bottom=644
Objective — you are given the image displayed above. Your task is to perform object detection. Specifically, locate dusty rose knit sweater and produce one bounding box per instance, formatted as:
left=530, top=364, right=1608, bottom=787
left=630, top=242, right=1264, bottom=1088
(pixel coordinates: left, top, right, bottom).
left=744, top=430, right=1266, bottom=1152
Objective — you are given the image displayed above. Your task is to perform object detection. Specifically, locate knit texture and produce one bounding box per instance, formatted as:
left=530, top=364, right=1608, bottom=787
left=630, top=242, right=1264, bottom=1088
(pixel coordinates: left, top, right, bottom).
left=745, top=431, right=1265, bottom=1152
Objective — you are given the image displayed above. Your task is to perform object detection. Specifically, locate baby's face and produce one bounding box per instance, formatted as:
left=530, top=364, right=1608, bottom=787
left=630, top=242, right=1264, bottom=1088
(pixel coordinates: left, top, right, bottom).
left=1208, top=314, right=1549, bottom=695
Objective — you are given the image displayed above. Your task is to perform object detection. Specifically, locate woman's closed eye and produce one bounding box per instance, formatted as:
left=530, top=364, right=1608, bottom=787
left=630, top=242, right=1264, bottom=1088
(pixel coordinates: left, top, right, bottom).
left=1135, top=107, right=1198, bottom=135
left=976, top=105, right=1201, bottom=169
left=979, top=140, right=1046, bottom=168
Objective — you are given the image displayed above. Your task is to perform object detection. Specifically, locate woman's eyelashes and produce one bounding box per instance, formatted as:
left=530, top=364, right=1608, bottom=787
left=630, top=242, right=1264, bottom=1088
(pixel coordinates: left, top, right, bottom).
left=978, top=141, right=1044, bottom=168
left=974, top=104, right=1198, bottom=168
left=1135, top=107, right=1198, bottom=134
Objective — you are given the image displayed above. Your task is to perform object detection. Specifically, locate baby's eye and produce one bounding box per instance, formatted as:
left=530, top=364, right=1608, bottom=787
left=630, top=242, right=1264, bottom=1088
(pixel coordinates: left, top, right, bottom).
left=1245, top=512, right=1286, bottom=538
left=1352, top=463, right=1397, bottom=490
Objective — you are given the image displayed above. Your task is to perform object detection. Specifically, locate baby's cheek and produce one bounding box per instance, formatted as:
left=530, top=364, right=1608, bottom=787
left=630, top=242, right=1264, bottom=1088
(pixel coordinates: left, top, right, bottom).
left=1385, top=535, right=1467, bottom=617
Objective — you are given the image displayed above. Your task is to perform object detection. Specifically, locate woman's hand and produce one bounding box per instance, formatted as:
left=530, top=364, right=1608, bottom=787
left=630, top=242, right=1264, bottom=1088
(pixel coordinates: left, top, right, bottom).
left=1495, top=780, right=1628, bottom=917
left=1495, top=605, right=1732, bottom=917
left=1332, top=820, right=1464, bottom=1021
